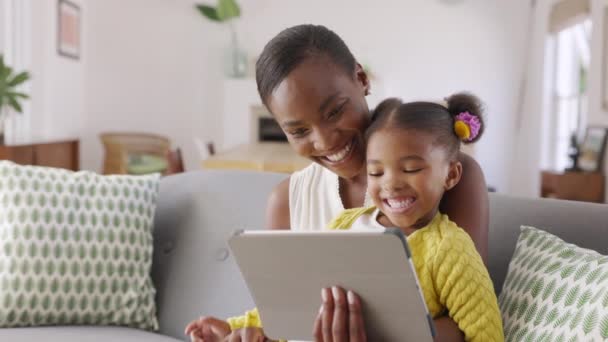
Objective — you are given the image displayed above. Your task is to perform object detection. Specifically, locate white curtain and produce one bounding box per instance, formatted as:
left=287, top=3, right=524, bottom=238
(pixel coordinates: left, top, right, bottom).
left=2, top=0, right=31, bottom=144
left=509, top=0, right=554, bottom=197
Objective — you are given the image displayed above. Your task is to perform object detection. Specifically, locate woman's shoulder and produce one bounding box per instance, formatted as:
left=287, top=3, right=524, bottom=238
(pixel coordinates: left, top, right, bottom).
left=290, top=163, right=334, bottom=194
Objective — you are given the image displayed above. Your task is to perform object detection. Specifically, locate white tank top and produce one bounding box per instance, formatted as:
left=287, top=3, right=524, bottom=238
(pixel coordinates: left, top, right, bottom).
left=289, top=163, right=371, bottom=231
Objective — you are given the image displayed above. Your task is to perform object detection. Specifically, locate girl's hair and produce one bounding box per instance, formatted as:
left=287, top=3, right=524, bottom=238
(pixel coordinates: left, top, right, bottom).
left=255, top=24, right=356, bottom=109
left=366, top=92, right=485, bottom=159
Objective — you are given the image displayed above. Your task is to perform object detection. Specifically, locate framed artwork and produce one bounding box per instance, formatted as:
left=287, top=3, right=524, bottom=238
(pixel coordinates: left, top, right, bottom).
left=57, top=0, right=81, bottom=60
left=603, top=7, right=608, bottom=111
left=577, top=126, right=608, bottom=172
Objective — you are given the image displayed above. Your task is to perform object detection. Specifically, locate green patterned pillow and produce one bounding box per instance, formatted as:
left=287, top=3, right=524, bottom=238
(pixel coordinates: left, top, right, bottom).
left=500, top=226, right=608, bottom=341
left=0, top=161, right=159, bottom=330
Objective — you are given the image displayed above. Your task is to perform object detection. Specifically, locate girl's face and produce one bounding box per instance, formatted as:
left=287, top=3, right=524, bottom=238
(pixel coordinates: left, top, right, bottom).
left=366, top=128, right=462, bottom=230
left=267, top=56, right=371, bottom=180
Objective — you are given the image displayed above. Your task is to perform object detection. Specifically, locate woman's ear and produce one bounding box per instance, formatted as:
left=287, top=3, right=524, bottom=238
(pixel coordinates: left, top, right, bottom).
left=355, top=63, right=371, bottom=96
left=444, top=161, right=463, bottom=191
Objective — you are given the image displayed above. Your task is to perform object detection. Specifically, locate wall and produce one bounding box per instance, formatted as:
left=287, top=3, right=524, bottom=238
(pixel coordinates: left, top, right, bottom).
left=81, top=0, right=224, bottom=172
left=29, top=0, right=86, bottom=143
left=587, top=0, right=608, bottom=199
left=80, top=0, right=529, bottom=187
left=231, top=0, right=530, bottom=192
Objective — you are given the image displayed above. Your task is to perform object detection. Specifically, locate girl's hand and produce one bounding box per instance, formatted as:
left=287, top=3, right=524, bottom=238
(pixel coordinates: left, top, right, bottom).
left=185, top=316, right=231, bottom=341
left=313, top=287, right=367, bottom=342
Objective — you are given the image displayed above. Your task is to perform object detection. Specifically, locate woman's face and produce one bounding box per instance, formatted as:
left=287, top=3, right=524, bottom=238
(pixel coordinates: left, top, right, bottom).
left=267, top=56, right=371, bottom=180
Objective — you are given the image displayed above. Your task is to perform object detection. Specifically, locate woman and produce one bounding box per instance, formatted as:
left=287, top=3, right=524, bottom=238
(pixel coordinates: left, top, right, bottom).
left=186, top=24, right=489, bottom=342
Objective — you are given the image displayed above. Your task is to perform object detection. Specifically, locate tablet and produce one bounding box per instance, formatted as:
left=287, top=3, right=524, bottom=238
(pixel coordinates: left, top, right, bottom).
left=228, top=228, right=435, bottom=341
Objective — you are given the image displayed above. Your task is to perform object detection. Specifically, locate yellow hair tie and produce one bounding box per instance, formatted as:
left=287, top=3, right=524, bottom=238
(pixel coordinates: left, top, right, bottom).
left=454, top=121, right=471, bottom=140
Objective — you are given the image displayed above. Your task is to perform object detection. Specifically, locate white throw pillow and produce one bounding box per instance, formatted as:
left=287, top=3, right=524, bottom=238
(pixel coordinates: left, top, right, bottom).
left=500, top=226, right=608, bottom=341
left=0, top=161, right=160, bottom=330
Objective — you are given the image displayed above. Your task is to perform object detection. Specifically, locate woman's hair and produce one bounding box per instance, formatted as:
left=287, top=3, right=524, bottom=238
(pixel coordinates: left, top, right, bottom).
left=366, top=92, right=485, bottom=159
left=255, top=24, right=356, bottom=109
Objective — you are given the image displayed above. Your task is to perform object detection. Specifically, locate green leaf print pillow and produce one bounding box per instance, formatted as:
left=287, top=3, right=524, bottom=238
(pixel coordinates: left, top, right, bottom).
left=0, top=161, right=160, bottom=330
left=500, top=226, right=608, bottom=342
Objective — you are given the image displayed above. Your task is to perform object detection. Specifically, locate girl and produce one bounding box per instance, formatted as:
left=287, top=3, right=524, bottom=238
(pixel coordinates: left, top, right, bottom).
left=324, top=93, right=503, bottom=341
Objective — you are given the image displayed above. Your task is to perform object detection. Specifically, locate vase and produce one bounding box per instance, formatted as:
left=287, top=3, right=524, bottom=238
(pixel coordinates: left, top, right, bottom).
left=0, top=111, right=5, bottom=145
left=224, top=23, right=247, bottom=78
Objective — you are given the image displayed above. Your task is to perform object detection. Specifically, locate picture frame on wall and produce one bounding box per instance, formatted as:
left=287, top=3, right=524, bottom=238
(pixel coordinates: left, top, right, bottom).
left=57, top=0, right=80, bottom=60
left=577, top=126, right=608, bottom=172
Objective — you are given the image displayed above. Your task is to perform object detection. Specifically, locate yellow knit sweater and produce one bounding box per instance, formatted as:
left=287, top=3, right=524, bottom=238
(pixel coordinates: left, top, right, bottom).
left=228, top=208, right=504, bottom=342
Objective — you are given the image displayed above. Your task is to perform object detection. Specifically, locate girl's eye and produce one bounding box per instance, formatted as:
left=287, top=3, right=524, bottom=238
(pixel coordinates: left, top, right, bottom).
left=403, top=168, right=422, bottom=173
left=368, top=172, right=382, bottom=177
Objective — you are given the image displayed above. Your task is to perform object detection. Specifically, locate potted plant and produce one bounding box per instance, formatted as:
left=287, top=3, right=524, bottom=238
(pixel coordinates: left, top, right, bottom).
left=0, top=54, right=30, bottom=145
left=195, top=0, right=247, bottom=78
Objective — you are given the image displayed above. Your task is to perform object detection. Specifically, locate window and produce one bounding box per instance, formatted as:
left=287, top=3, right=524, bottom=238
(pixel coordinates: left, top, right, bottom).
left=545, top=18, right=591, bottom=171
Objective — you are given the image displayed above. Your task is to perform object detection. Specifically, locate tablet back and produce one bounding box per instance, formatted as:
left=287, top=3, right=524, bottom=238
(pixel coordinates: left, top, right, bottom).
left=229, top=229, right=435, bottom=341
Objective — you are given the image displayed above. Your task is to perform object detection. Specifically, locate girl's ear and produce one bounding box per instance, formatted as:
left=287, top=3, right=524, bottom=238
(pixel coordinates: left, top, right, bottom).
left=444, top=161, right=462, bottom=191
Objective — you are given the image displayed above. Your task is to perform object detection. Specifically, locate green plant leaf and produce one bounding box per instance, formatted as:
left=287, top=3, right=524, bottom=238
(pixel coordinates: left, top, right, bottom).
left=534, top=304, right=547, bottom=326
left=531, top=278, right=544, bottom=298
left=600, top=315, right=608, bottom=338
left=195, top=4, right=221, bottom=22
left=517, top=297, right=529, bottom=320
left=7, top=71, right=30, bottom=87
left=583, top=308, right=598, bottom=335
left=7, top=95, right=23, bottom=113
left=542, top=279, right=557, bottom=301
left=515, top=327, right=528, bottom=342
left=525, top=302, right=538, bottom=323
left=570, top=308, right=585, bottom=330
left=565, top=285, right=581, bottom=307
left=508, top=297, right=519, bottom=317
left=7, top=91, right=28, bottom=99
left=586, top=267, right=602, bottom=284
left=545, top=308, right=559, bottom=325
left=553, top=283, right=568, bottom=304
left=554, top=310, right=572, bottom=328
left=217, top=0, right=240, bottom=21
left=578, top=289, right=592, bottom=308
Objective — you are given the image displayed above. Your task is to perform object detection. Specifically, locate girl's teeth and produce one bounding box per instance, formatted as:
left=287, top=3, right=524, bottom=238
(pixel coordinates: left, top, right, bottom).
left=387, top=198, right=414, bottom=208
left=327, top=142, right=351, bottom=162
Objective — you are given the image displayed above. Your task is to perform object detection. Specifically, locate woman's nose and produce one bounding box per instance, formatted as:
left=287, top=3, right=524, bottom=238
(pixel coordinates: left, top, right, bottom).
left=311, top=126, right=336, bottom=152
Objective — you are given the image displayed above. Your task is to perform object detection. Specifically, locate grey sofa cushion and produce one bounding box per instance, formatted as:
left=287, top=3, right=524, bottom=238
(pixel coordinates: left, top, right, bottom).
left=0, top=326, right=181, bottom=341
left=488, top=194, right=608, bottom=295
left=152, top=170, right=287, bottom=340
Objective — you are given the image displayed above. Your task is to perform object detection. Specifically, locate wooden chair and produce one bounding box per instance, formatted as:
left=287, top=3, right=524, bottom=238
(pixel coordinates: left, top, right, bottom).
left=100, top=132, right=171, bottom=175
left=165, top=148, right=185, bottom=175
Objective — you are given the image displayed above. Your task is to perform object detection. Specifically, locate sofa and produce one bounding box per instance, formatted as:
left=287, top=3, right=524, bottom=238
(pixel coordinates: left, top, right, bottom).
left=1, top=169, right=607, bottom=341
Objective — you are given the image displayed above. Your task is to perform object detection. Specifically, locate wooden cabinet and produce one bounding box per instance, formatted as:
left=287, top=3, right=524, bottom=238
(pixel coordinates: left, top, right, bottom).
left=0, top=140, right=79, bottom=171
left=541, top=171, right=604, bottom=203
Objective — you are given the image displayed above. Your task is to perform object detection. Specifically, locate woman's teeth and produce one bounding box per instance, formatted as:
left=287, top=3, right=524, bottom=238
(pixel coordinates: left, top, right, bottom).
left=326, top=142, right=352, bottom=162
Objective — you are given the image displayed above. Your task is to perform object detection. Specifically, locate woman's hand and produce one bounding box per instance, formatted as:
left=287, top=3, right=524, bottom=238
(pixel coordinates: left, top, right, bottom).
left=313, top=287, right=367, bottom=342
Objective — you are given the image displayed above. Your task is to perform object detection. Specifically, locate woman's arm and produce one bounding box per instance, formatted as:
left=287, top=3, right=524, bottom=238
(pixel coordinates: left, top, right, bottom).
left=433, top=316, right=464, bottom=342
left=265, top=177, right=291, bottom=230
left=440, top=152, right=489, bottom=262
